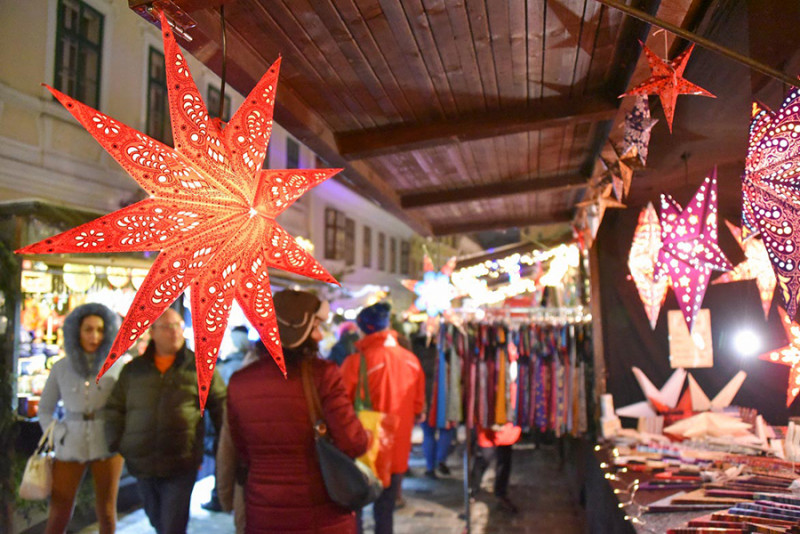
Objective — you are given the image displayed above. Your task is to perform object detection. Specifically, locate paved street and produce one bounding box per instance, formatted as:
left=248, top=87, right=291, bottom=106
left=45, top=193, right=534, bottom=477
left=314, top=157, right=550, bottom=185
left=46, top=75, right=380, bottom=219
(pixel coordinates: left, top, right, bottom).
left=79, top=433, right=586, bottom=534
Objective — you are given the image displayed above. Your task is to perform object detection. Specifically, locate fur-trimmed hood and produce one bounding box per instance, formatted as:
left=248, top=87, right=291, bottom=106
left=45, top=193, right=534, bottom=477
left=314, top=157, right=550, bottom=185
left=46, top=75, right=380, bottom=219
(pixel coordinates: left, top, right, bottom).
left=62, top=302, right=120, bottom=378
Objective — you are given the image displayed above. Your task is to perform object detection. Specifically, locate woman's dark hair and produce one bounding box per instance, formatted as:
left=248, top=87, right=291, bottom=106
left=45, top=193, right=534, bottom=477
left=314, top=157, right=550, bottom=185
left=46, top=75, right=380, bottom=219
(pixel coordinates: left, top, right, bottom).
left=250, top=335, right=319, bottom=365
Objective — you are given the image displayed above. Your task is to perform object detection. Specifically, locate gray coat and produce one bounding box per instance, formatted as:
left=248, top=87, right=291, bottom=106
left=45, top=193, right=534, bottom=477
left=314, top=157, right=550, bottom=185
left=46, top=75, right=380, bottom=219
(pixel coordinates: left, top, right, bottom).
left=38, top=303, right=122, bottom=462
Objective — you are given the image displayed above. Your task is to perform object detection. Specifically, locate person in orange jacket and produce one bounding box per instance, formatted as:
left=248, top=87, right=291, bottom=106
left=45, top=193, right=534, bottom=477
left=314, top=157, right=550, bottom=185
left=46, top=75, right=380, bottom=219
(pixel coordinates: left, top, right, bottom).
left=340, top=302, right=425, bottom=534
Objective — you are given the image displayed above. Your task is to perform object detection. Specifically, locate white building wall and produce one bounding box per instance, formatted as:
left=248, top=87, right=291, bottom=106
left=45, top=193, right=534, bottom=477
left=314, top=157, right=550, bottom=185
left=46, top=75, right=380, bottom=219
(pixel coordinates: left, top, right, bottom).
left=0, top=0, right=429, bottom=314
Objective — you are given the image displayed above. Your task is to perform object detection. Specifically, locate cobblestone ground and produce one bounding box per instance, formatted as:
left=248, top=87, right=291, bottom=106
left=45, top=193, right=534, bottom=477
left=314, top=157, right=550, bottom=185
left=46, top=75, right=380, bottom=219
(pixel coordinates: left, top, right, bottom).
left=79, top=434, right=586, bottom=534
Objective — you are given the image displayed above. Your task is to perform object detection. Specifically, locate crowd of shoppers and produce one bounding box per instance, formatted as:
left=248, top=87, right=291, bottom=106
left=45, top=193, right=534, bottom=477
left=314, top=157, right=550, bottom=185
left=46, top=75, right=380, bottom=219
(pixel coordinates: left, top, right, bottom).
left=35, top=294, right=519, bottom=534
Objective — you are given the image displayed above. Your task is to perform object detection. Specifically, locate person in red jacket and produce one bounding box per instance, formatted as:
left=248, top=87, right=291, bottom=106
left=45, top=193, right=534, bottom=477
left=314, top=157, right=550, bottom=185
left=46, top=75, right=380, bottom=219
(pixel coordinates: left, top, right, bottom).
left=226, top=290, right=369, bottom=534
left=340, top=302, right=425, bottom=534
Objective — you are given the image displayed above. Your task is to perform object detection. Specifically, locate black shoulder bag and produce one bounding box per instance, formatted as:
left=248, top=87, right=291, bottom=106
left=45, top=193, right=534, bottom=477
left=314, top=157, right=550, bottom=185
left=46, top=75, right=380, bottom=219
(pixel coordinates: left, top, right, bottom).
left=300, top=359, right=382, bottom=510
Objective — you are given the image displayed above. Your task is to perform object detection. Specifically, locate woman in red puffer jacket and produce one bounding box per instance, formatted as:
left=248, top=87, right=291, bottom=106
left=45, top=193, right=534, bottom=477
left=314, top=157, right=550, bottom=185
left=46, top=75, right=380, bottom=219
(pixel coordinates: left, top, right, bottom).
left=227, top=290, right=368, bottom=534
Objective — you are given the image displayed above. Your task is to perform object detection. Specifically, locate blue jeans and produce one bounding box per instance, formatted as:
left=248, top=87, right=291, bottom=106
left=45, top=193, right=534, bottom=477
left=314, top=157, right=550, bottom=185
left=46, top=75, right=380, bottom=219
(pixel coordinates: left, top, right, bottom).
left=357, top=473, right=402, bottom=534
left=422, top=423, right=454, bottom=471
left=136, top=470, right=196, bottom=534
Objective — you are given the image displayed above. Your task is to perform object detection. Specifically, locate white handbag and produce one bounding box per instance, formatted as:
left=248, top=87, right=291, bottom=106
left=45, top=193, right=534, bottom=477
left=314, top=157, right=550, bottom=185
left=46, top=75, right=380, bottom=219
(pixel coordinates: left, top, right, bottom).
left=19, top=420, right=56, bottom=500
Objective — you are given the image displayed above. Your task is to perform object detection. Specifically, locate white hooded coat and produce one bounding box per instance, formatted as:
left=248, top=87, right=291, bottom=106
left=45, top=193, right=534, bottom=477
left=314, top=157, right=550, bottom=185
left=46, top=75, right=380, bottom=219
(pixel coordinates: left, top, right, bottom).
left=38, top=303, right=124, bottom=462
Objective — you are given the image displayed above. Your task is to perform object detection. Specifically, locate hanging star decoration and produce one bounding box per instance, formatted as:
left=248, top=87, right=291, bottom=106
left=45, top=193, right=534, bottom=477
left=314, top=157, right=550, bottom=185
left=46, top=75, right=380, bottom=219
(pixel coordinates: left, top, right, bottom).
left=758, top=308, right=800, bottom=407
left=656, top=169, right=732, bottom=332
left=15, top=12, right=340, bottom=409
left=712, top=221, right=776, bottom=318
left=741, top=90, right=800, bottom=319
left=574, top=178, right=626, bottom=247
left=598, top=143, right=640, bottom=200
left=622, top=95, right=658, bottom=165
left=621, top=42, right=715, bottom=133
left=628, top=202, right=669, bottom=329
left=402, top=255, right=459, bottom=318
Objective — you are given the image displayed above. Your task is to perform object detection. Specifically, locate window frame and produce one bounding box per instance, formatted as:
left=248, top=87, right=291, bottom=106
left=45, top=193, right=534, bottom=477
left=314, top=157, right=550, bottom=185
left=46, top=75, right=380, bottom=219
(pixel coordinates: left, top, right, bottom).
left=54, top=0, right=104, bottom=109
left=362, top=226, right=372, bottom=268
left=344, top=218, right=356, bottom=266
left=145, top=46, right=172, bottom=146
left=324, top=207, right=346, bottom=260
left=400, top=240, right=410, bottom=275
left=378, top=232, right=386, bottom=271
left=389, top=237, right=397, bottom=273
left=286, top=137, right=300, bottom=168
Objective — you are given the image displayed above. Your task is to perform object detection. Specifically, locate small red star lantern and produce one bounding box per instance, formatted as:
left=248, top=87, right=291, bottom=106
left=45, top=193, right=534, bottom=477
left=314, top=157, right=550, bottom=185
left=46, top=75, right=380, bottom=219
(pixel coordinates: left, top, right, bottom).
left=758, top=308, right=800, bottom=407
left=16, top=12, right=340, bottom=409
left=621, top=42, right=715, bottom=132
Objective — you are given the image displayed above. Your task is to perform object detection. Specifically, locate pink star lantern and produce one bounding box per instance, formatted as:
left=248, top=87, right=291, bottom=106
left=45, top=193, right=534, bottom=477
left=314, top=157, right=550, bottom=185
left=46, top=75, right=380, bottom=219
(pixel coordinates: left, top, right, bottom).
left=628, top=202, right=669, bottom=329
left=621, top=42, right=715, bottom=132
left=712, top=221, right=776, bottom=318
left=15, top=12, right=340, bottom=409
left=656, top=169, right=732, bottom=332
left=742, top=90, right=800, bottom=319
left=759, top=308, right=800, bottom=407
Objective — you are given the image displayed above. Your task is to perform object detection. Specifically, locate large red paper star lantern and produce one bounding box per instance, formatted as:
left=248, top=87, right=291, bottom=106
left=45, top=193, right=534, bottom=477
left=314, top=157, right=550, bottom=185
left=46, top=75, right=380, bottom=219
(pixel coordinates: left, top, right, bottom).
left=656, top=169, right=732, bottom=332
left=621, top=42, right=715, bottom=132
left=759, top=308, right=800, bottom=407
left=742, top=90, right=800, bottom=319
left=16, top=12, right=340, bottom=408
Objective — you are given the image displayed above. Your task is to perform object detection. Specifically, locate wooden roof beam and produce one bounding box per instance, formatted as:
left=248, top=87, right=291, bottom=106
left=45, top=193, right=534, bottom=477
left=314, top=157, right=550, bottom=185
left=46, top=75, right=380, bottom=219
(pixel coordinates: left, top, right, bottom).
left=335, top=94, right=619, bottom=160
left=130, top=5, right=433, bottom=236
left=431, top=211, right=574, bottom=236
left=400, top=173, right=587, bottom=209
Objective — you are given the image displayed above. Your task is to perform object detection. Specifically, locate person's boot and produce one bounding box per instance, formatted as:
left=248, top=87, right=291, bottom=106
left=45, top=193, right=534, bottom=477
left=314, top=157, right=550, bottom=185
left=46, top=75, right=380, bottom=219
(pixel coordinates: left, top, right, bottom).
left=437, top=462, right=451, bottom=476
left=201, top=493, right=223, bottom=512
left=496, top=495, right=519, bottom=514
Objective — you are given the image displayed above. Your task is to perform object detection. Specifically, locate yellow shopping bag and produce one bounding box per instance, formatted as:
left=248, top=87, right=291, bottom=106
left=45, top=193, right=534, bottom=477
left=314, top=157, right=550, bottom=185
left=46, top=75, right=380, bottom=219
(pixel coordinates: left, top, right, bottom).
left=355, top=353, right=397, bottom=488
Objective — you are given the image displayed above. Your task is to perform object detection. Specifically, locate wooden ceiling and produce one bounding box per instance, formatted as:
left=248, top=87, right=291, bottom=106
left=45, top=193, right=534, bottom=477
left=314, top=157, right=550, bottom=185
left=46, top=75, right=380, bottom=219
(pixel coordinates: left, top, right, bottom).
left=131, top=0, right=728, bottom=242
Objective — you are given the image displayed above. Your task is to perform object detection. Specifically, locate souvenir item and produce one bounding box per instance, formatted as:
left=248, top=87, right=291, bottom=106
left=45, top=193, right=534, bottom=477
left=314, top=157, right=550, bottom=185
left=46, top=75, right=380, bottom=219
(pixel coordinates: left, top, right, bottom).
left=15, top=12, right=340, bottom=407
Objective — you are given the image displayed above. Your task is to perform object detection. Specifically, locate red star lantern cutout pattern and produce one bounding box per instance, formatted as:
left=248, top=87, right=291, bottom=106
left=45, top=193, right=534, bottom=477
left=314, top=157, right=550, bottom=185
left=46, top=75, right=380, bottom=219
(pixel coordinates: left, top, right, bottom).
left=759, top=308, right=800, bottom=407
left=16, top=12, right=340, bottom=409
left=656, top=169, right=732, bottom=332
left=621, top=42, right=715, bottom=133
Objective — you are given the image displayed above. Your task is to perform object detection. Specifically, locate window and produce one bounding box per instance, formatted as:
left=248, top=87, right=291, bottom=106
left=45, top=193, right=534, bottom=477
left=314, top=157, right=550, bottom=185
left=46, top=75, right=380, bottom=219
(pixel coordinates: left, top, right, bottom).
left=362, top=226, right=372, bottom=268
left=262, top=144, right=270, bottom=169
left=389, top=237, right=397, bottom=273
left=400, top=241, right=410, bottom=275
left=378, top=232, right=386, bottom=271
left=344, top=218, right=355, bottom=266
left=286, top=137, right=300, bottom=168
left=207, top=85, right=231, bottom=122
left=324, top=207, right=346, bottom=260
left=146, top=48, right=172, bottom=145
left=54, top=0, right=104, bottom=108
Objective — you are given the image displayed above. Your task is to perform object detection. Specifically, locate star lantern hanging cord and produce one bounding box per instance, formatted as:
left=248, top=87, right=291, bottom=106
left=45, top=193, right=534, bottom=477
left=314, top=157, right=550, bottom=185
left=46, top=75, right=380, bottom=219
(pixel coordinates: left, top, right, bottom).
left=758, top=308, right=800, bottom=407
left=711, top=221, right=776, bottom=318
left=627, top=202, right=669, bottom=329
left=15, top=12, right=341, bottom=410
left=655, top=169, right=732, bottom=333
left=621, top=42, right=715, bottom=133
left=742, top=89, right=800, bottom=320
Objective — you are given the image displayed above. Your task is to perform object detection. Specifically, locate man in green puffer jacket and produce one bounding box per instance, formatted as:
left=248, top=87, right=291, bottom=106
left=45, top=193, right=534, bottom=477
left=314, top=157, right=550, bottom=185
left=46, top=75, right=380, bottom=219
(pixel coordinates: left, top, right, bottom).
left=104, top=308, right=226, bottom=534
